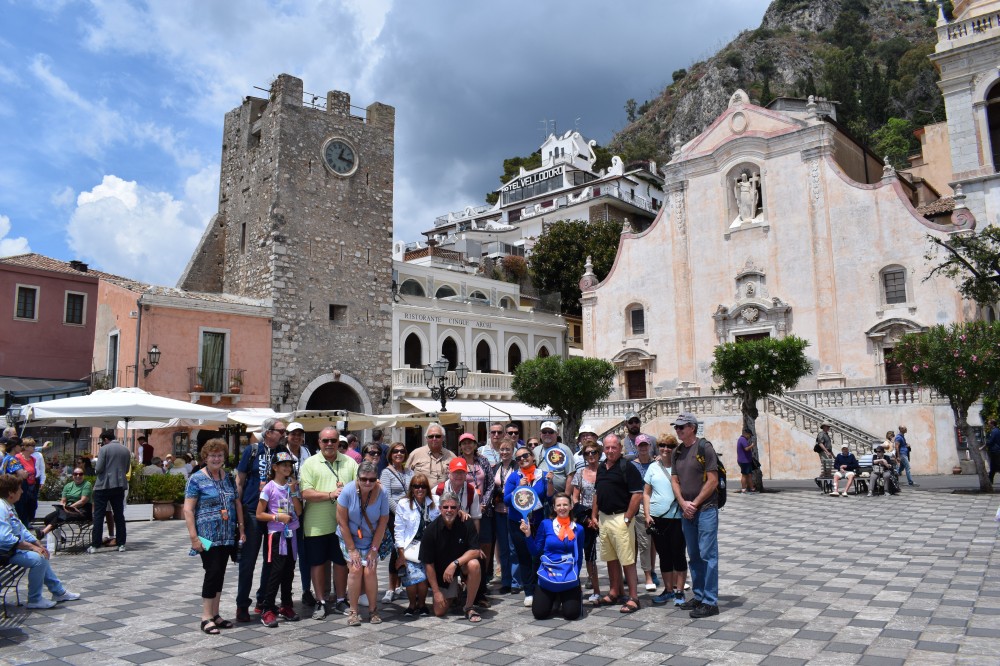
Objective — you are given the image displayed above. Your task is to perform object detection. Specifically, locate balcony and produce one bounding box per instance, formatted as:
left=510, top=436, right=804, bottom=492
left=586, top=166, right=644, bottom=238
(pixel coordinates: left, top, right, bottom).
left=392, top=368, right=514, bottom=399
left=187, top=367, right=246, bottom=404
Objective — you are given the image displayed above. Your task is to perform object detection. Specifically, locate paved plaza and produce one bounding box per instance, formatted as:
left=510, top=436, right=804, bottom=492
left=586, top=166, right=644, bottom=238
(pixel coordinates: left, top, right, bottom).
left=2, top=480, right=998, bottom=665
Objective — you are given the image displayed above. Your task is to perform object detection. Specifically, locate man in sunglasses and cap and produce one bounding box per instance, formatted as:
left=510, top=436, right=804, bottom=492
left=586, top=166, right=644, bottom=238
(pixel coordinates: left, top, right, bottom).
left=533, top=421, right=574, bottom=495
left=623, top=412, right=656, bottom=462
left=669, top=412, right=720, bottom=618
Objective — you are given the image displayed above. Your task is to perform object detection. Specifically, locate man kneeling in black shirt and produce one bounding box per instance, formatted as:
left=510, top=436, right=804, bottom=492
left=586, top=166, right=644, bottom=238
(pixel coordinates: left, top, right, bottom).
left=420, top=492, right=483, bottom=622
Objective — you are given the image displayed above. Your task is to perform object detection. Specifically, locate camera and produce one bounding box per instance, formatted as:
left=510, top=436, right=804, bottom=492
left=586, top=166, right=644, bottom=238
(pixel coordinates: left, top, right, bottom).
left=645, top=524, right=660, bottom=536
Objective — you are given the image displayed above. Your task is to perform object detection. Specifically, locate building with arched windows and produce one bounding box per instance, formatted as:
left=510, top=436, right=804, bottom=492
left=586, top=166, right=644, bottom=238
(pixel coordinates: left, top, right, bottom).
left=581, top=88, right=979, bottom=479
left=389, top=246, right=564, bottom=445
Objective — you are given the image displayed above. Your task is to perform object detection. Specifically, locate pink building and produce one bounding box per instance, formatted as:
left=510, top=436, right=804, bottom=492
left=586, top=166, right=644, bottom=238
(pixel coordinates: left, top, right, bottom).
left=0, top=254, right=103, bottom=407
left=93, top=278, right=273, bottom=459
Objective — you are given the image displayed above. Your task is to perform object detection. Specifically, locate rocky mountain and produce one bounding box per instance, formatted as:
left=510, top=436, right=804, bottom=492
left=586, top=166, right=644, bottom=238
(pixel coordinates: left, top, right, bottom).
left=610, top=0, right=946, bottom=164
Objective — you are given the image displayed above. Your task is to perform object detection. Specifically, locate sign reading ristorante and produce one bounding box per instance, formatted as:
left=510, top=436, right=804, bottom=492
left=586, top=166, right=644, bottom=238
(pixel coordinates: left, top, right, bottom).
left=403, top=312, right=493, bottom=328
left=501, top=165, right=564, bottom=193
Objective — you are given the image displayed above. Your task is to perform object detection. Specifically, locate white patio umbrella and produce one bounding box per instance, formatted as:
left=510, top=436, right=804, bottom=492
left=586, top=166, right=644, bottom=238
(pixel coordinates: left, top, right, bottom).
left=25, top=387, right=230, bottom=429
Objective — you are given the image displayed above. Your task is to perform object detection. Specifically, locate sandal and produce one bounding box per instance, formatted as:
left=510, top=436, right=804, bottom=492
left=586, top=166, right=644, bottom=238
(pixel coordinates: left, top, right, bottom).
left=346, top=610, right=362, bottom=627
left=199, top=619, right=220, bottom=635
left=211, top=615, right=234, bottom=629
left=463, top=607, right=482, bottom=623
left=592, top=594, right=620, bottom=607
left=620, top=598, right=640, bottom=614
left=369, top=611, right=382, bottom=625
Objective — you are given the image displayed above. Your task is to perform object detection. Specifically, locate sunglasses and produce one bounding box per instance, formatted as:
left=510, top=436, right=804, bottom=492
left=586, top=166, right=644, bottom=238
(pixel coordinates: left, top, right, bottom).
left=541, top=430, right=556, bottom=435
left=426, top=434, right=443, bottom=439
left=627, top=420, right=641, bottom=425
left=584, top=451, right=600, bottom=457
left=269, top=428, right=287, bottom=434
left=363, top=450, right=380, bottom=457
left=673, top=425, right=690, bottom=430
left=358, top=477, right=377, bottom=484
left=506, top=431, right=519, bottom=435
left=440, top=505, right=459, bottom=511
left=490, top=431, right=503, bottom=435
left=515, top=453, right=532, bottom=461
left=391, top=449, right=406, bottom=456
left=411, top=485, right=429, bottom=490
left=320, top=438, right=338, bottom=444
left=72, top=472, right=84, bottom=476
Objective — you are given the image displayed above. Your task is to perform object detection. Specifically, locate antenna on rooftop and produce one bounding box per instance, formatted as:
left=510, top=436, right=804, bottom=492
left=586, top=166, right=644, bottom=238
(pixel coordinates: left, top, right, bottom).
left=575, top=117, right=581, bottom=133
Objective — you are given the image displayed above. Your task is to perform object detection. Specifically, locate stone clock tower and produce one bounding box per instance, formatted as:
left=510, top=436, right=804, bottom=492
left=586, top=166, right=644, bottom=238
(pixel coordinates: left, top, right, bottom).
left=180, top=74, right=395, bottom=413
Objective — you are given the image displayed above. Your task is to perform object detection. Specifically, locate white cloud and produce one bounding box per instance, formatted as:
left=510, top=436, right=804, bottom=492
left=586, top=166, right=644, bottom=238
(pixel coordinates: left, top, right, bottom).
left=68, top=174, right=212, bottom=285
left=51, top=186, right=75, bottom=208
left=0, top=214, right=32, bottom=257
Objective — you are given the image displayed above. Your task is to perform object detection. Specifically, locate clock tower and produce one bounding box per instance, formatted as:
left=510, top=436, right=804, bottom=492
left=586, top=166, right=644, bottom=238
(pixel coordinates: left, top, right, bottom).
left=180, top=74, right=395, bottom=413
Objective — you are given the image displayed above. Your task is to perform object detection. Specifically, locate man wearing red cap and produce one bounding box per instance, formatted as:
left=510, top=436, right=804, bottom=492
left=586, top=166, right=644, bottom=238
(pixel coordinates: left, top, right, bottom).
left=432, top=457, right=482, bottom=533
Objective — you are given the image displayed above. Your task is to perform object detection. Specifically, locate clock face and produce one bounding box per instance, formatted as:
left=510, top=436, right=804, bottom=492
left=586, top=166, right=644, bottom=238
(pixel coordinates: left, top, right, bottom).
left=322, top=138, right=357, bottom=176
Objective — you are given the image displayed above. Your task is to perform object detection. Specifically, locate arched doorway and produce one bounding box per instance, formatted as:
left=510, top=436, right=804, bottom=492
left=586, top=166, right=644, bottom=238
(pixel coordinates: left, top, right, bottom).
left=306, top=381, right=363, bottom=412
left=508, top=344, right=523, bottom=373
left=404, top=333, right=423, bottom=368
left=537, top=345, right=550, bottom=358
left=442, top=337, right=459, bottom=370
left=988, top=82, right=1000, bottom=171
left=476, top=340, right=492, bottom=372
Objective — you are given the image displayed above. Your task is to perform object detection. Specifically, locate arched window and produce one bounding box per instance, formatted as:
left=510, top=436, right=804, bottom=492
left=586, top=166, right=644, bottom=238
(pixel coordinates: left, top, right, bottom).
left=404, top=333, right=422, bottom=368
left=399, top=279, right=425, bottom=297
left=435, top=285, right=457, bottom=298
left=988, top=82, right=1000, bottom=172
left=626, top=304, right=646, bottom=336
left=476, top=340, right=492, bottom=372
left=507, top=344, right=523, bottom=373
left=985, top=306, right=997, bottom=323
left=880, top=266, right=908, bottom=306
left=442, top=337, right=458, bottom=370
left=469, top=290, right=488, bottom=303
left=537, top=345, right=550, bottom=358
left=499, top=296, right=516, bottom=309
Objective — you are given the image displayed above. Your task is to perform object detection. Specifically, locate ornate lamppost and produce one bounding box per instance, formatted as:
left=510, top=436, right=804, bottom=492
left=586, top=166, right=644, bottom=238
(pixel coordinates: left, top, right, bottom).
left=423, top=356, right=468, bottom=411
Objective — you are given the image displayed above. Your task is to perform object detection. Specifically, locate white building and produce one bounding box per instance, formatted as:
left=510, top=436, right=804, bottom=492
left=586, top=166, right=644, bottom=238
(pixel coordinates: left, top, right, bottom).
left=389, top=246, right=565, bottom=446
left=408, top=131, right=665, bottom=261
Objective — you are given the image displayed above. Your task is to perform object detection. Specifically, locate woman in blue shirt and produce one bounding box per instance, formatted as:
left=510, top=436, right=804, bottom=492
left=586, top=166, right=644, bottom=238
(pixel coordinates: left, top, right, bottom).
left=504, top=446, right=553, bottom=606
left=521, top=492, right=584, bottom=620
left=643, top=435, right=687, bottom=606
left=336, top=461, right=390, bottom=626
left=1, top=473, right=80, bottom=609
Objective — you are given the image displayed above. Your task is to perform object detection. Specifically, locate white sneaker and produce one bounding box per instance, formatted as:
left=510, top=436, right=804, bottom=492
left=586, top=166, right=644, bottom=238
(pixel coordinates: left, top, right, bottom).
left=53, top=591, right=80, bottom=602
left=86, top=546, right=98, bottom=554
left=45, top=533, right=56, bottom=552
left=588, top=593, right=601, bottom=603
left=829, top=490, right=840, bottom=496
left=26, top=598, right=58, bottom=610
left=394, top=586, right=406, bottom=596
left=841, top=492, right=848, bottom=497
left=684, top=582, right=690, bottom=590
left=117, top=544, right=126, bottom=552
left=523, top=595, right=533, bottom=607
left=382, top=589, right=395, bottom=603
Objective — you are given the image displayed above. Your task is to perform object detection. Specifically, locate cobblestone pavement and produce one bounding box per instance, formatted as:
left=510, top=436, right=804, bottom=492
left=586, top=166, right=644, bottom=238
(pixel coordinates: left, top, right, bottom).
left=2, top=483, right=998, bottom=665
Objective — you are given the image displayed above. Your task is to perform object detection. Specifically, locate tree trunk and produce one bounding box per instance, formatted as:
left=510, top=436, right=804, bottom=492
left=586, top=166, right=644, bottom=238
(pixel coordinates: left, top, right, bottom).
left=742, top=395, right=766, bottom=492
left=955, top=405, right=993, bottom=492
left=562, top=412, right=581, bottom=450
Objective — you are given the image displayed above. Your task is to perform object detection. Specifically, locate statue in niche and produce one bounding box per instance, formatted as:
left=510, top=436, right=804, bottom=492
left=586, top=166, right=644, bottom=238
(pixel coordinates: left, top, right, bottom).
left=734, top=172, right=760, bottom=222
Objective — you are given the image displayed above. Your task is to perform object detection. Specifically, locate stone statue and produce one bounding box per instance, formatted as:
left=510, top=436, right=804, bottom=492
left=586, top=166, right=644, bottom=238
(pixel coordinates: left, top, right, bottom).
left=734, top=172, right=760, bottom=221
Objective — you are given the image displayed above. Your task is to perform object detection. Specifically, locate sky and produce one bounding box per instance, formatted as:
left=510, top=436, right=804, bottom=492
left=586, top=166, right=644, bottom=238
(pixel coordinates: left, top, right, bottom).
left=0, top=0, right=771, bottom=286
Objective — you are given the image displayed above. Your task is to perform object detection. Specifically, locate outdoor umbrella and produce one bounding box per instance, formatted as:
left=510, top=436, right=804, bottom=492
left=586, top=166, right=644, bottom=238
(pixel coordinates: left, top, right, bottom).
left=25, top=387, right=230, bottom=429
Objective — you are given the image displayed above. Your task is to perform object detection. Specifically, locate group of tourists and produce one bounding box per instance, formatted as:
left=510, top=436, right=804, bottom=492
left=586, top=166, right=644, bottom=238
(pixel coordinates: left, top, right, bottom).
left=816, top=422, right=917, bottom=496
left=178, top=411, right=722, bottom=633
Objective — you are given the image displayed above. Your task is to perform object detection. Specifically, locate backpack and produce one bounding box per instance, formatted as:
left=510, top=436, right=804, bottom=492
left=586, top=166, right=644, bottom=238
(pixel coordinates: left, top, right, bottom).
left=434, top=481, right=476, bottom=512
left=695, top=439, right=727, bottom=509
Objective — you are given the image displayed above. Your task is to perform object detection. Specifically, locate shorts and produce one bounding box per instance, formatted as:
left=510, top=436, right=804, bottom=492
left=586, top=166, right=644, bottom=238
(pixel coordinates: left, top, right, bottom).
left=439, top=576, right=461, bottom=599
left=303, top=533, right=347, bottom=568
left=598, top=512, right=636, bottom=566
left=339, top=537, right=372, bottom=562
left=738, top=462, right=753, bottom=475
left=401, top=561, right=427, bottom=587
left=834, top=470, right=855, bottom=479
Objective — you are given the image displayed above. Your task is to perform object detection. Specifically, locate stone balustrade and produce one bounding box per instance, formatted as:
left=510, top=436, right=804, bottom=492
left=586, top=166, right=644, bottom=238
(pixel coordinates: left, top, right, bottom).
left=392, top=368, right=514, bottom=395
left=783, top=384, right=947, bottom=409
left=938, top=11, right=1000, bottom=45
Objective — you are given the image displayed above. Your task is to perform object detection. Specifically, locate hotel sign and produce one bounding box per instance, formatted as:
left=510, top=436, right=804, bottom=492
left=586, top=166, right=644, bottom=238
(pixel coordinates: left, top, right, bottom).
left=403, top=312, right=494, bottom=329
left=501, top=165, right=563, bottom=192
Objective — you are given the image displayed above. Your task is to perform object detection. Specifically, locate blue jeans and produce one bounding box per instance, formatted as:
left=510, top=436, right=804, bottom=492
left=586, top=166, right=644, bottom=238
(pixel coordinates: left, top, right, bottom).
left=898, top=455, right=913, bottom=485
left=10, top=550, right=66, bottom=603
left=681, top=507, right=718, bottom=607
left=494, top=513, right=513, bottom=587
left=236, top=516, right=272, bottom=609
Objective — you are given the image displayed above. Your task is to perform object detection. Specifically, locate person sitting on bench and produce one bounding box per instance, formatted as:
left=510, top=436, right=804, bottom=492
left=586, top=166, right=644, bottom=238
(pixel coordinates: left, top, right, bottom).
left=830, top=445, right=859, bottom=497
left=868, top=446, right=898, bottom=496
left=37, top=467, right=92, bottom=540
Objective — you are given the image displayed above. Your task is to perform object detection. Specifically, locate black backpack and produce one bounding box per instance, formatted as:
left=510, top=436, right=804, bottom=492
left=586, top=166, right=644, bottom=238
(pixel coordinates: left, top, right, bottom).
left=695, top=439, right=727, bottom=509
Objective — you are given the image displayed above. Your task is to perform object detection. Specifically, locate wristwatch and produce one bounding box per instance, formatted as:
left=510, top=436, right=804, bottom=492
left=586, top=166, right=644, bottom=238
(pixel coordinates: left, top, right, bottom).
left=453, top=559, right=461, bottom=568
left=624, top=516, right=631, bottom=524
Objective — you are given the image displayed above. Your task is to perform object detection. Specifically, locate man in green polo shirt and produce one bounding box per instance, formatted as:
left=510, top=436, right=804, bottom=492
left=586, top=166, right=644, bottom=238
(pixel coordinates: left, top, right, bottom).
left=300, top=426, right=358, bottom=619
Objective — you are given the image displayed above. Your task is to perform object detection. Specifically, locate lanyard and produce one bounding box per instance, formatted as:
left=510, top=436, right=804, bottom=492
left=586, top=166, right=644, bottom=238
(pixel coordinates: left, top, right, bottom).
left=324, top=459, right=341, bottom=484
left=356, top=485, right=371, bottom=540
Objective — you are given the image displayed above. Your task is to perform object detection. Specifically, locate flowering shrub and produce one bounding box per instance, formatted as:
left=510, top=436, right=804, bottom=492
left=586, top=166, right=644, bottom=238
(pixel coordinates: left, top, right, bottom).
left=711, top=336, right=812, bottom=401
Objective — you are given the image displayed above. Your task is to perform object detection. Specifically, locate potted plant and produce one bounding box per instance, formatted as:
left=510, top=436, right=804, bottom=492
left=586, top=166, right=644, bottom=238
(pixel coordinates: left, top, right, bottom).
left=228, top=371, right=244, bottom=394
left=147, top=474, right=186, bottom=520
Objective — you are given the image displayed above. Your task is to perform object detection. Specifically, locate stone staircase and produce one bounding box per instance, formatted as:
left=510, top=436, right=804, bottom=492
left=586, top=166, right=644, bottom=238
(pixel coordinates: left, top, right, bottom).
left=764, top=393, right=880, bottom=455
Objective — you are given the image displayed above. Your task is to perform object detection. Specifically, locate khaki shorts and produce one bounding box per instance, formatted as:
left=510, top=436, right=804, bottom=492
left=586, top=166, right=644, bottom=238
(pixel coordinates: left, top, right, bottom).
left=598, top=512, right=636, bottom=566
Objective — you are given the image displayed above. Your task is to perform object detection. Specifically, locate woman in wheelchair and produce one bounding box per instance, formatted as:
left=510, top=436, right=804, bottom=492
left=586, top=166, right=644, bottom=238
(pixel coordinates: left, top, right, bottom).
left=868, top=446, right=899, bottom=496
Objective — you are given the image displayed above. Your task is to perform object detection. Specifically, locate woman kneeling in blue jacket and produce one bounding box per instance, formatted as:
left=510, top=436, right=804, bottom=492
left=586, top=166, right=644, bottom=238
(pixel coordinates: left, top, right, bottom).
left=520, top=492, right=584, bottom=620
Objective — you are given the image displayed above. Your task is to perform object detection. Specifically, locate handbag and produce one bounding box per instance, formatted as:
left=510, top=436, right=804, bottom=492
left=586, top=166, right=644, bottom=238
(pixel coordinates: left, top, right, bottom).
left=537, top=552, right=578, bottom=592
left=404, top=540, right=421, bottom=563
left=361, top=502, right=393, bottom=561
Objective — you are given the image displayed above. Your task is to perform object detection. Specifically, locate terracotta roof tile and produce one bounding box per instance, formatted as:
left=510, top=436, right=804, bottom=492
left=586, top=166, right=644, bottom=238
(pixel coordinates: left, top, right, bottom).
left=916, top=197, right=956, bottom=216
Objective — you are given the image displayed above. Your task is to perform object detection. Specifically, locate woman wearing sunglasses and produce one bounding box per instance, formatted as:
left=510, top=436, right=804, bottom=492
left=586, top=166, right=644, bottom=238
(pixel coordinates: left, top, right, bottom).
left=379, top=443, right=412, bottom=603
left=503, top=446, right=554, bottom=607
left=393, top=472, right=438, bottom=616
left=36, top=468, right=93, bottom=544
left=571, top=442, right=603, bottom=603
left=336, top=461, right=390, bottom=625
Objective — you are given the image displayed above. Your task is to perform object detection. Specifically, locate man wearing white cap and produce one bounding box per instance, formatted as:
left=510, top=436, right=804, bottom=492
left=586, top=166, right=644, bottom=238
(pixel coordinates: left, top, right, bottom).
left=285, top=422, right=314, bottom=606
left=533, top=421, right=574, bottom=495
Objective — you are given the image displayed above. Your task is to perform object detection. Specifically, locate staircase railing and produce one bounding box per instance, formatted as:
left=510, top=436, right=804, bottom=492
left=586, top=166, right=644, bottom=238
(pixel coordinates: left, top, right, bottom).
left=763, top=393, right=881, bottom=456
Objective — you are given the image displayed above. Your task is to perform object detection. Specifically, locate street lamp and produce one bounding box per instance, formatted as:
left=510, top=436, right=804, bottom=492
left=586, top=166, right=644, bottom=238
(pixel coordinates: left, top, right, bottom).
left=142, top=344, right=161, bottom=377
left=423, top=356, right=468, bottom=411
